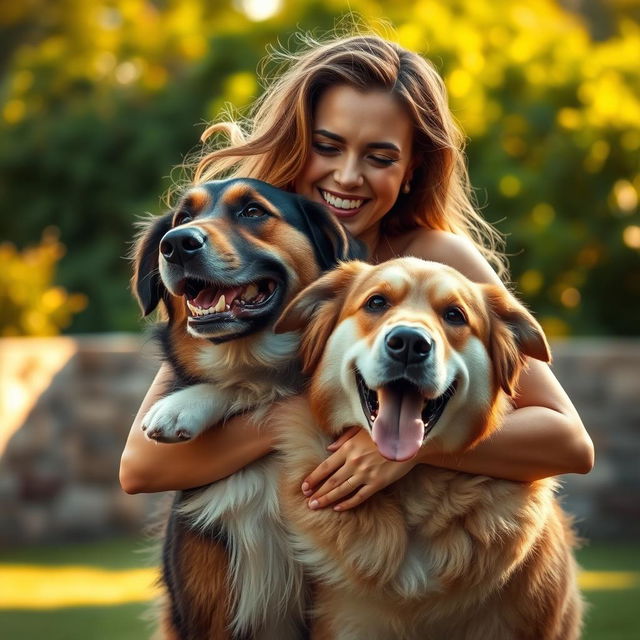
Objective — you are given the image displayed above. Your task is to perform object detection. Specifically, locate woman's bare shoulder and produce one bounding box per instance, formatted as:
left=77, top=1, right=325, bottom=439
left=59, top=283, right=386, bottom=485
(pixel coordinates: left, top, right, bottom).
left=396, top=228, right=503, bottom=286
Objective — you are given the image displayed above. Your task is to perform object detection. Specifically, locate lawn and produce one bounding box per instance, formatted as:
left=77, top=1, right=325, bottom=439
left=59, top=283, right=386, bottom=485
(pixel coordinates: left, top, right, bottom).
left=0, top=537, right=638, bottom=639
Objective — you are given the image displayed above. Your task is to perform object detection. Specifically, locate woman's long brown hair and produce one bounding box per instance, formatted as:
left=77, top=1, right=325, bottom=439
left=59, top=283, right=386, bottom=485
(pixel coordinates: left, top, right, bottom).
left=189, top=33, right=508, bottom=278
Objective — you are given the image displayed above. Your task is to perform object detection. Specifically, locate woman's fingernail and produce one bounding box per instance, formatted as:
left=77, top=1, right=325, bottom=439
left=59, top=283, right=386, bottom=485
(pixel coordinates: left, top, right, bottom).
left=301, top=482, right=309, bottom=493
left=309, top=499, right=319, bottom=509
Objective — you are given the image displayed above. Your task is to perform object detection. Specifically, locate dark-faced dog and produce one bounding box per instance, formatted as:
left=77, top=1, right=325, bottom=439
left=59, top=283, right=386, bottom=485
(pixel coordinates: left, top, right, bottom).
left=132, top=178, right=365, bottom=639
left=273, top=258, right=582, bottom=640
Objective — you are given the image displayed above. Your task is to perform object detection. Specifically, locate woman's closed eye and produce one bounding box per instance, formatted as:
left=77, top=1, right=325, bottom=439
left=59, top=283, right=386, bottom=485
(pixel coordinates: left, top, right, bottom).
left=369, top=154, right=397, bottom=167
left=312, top=141, right=340, bottom=154
left=313, top=141, right=398, bottom=168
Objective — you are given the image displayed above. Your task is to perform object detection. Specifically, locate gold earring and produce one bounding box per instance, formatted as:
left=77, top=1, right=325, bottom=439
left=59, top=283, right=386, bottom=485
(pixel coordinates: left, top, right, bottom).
left=402, top=181, right=411, bottom=194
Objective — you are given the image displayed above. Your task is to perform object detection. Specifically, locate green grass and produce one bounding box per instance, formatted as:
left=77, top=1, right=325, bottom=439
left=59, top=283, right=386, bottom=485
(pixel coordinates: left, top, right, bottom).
left=0, top=538, right=638, bottom=639
left=577, top=543, right=640, bottom=640
left=0, top=536, right=155, bottom=569
left=0, top=604, right=150, bottom=640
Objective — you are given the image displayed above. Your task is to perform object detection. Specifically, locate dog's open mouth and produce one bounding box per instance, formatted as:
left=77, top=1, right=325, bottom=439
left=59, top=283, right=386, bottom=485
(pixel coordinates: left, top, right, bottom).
left=355, top=371, right=457, bottom=461
left=183, top=277, right=278, bottom=322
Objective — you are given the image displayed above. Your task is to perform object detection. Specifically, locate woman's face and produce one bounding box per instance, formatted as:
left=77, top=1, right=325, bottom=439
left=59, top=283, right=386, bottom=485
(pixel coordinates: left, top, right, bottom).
left=294, top=85, right=415, bottom=243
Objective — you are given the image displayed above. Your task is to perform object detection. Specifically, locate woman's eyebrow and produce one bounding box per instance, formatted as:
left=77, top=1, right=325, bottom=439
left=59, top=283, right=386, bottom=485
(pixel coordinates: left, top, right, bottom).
left=313, top=129, right=401, bottom=152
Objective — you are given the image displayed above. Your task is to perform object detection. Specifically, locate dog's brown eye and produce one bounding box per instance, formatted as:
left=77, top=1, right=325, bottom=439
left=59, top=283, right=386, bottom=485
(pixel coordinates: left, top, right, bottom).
left=366, top=294, right=389, bottom=312
left=443, top=306, right=467, bottom=326
left=240, top=203, right=268, bottom=218
left=174, top=211, right=192, bottom=226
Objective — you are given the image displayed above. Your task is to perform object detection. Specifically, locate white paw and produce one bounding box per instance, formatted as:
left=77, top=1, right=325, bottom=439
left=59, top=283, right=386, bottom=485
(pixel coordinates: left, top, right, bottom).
left=142, top=392, right=212, bottom=443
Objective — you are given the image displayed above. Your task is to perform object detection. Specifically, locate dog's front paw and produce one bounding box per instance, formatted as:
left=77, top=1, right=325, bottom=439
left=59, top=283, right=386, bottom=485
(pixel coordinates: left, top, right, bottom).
left=142, top=395, right=207, bottom=443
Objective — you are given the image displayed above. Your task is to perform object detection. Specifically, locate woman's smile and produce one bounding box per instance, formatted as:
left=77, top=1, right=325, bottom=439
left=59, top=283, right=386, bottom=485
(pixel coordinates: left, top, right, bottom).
left=317, top=187, right=369, bottom=218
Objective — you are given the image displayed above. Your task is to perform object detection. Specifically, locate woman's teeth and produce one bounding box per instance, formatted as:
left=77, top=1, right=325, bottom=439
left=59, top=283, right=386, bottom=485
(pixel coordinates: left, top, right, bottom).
left=321, top=191, right=364, bottom=210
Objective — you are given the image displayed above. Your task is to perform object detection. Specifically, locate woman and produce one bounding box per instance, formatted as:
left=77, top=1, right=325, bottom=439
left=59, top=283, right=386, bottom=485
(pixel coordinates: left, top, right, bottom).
left=119, top=34, right=593, bottom=510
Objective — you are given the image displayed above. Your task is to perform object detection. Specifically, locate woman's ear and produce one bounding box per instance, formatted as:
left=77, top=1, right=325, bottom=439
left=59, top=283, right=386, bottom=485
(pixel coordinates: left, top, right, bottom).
left=275, top=261, right=368, bottom=374
left=484, top=285, right=551, bottom=396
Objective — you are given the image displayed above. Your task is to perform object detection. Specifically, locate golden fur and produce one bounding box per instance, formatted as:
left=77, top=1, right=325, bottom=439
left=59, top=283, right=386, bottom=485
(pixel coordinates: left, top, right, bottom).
left=273, top=258, right=583, bottom=640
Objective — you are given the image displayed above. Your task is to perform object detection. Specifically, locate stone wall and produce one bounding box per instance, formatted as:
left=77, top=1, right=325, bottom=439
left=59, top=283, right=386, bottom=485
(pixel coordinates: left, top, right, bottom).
left=0, top=335, right=638, bottom=544
left=0, top=335, right=162, bottom=544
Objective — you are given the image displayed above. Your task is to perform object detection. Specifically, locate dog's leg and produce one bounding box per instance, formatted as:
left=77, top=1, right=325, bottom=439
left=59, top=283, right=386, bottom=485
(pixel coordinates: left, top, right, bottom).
left=162, top=512, right=235, bottom=640
left=143, top=383, right=234, bottom=443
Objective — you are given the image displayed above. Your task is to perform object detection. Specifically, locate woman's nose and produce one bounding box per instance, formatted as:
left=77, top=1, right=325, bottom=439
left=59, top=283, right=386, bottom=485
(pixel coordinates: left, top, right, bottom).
left=333, top=157, right=364, bottom=189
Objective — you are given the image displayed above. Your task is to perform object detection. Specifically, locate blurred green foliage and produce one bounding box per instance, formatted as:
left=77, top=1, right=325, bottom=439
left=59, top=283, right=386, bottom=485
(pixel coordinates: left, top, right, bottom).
left=0, top=0, right=638, bottom=336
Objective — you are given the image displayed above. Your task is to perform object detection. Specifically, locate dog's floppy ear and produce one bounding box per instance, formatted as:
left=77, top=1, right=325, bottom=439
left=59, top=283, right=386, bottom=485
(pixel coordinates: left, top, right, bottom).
left=275, top=260, right=368, bottom=374
left=297, top=197, right=368, bottom=270
left=131, top=212, right=173, bottom=316
left=484, top=285, right=551, bottom=396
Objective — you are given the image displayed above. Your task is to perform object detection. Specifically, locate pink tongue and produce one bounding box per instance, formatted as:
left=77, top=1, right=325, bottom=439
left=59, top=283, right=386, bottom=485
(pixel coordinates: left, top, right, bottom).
left=372, top=385, right=424, bottom=461
left=192, top=286, right=243, bottom=309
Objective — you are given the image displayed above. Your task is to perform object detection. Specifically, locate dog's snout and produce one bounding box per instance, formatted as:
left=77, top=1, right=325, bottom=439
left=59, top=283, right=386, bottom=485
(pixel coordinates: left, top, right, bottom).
left=385, top=326, right=432, bottom=365
left=160, top=228, right=207, bottom=265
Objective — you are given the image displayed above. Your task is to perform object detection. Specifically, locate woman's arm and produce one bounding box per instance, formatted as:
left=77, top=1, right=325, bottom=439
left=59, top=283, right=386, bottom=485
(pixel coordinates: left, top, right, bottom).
left=301, top=230, right=593, bottom=509
left=119, top=363, right=274, bottom=494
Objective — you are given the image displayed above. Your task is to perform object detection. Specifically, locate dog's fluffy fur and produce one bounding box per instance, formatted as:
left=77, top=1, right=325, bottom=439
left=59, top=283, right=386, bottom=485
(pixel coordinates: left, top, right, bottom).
left=132, top=178, right=364, bottom=639
left=273, top=258, right=583, bottom=640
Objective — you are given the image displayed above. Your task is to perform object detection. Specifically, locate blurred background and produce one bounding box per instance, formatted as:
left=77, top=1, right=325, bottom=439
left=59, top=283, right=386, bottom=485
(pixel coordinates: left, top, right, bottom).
left=0, top=0, right=638, bottom=638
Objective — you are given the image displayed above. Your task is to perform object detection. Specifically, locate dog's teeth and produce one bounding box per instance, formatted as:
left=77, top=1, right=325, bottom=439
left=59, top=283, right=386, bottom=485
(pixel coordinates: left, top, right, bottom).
left=244, top=283, right=258, bottom=300
left=225, top=304, right=230, bottom=311
left=267, top=281, right=275, bottom=293
left=213, top=295, right=226, bottom=313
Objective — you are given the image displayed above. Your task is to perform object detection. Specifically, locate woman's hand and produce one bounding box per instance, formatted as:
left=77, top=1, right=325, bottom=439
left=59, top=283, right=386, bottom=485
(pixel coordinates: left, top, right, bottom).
left=301, top=427, right=418, bottom=511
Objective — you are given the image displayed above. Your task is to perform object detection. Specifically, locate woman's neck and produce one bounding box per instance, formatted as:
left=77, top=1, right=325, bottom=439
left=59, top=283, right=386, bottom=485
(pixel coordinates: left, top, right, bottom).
left=359, top=226, right=382, bottom=263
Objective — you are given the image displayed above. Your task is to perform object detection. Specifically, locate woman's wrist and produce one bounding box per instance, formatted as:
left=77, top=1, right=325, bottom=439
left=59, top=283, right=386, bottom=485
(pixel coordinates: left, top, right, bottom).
left=120, top=409, right=274, bottom=494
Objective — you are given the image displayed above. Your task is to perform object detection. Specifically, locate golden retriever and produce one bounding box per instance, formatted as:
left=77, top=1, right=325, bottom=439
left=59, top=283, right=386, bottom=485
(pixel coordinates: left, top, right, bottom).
left=273, top=257, right=583, bottom=640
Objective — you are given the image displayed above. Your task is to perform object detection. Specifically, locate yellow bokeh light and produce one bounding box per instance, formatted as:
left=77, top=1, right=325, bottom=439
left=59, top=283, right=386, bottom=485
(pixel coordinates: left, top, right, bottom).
left=557, top=108, right=581, bottom=130
left=519, top=269, right=543, bottom=295
left=2, top=99, right=25, bottom=124
left=531, top=203, right=556, bottom=227
left=225, top=72, right=257, bottom=106
left=560, top=287, right=581, bottom=308
left=499, top=175, right=522, bottom=197
left=623, top=225, right=640, bottom=249
left=613, top=180, right=638, bottom=213
left=236, top=0, right=282, bottom=22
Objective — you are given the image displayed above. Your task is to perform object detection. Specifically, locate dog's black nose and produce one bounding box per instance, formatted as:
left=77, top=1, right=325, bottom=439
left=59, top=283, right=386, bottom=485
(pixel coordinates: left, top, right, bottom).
left=160, top=228, right=206, bottom=265
left=385, top=326, right=432, bottom=365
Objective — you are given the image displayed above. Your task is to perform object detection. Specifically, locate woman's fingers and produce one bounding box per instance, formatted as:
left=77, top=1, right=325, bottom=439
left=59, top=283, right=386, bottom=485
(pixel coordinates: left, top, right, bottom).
left=308, top=476, right=360, bottom=509
left=333, top=485, right=375, bottom=511
left=301, top=449, right=346, bottom=495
